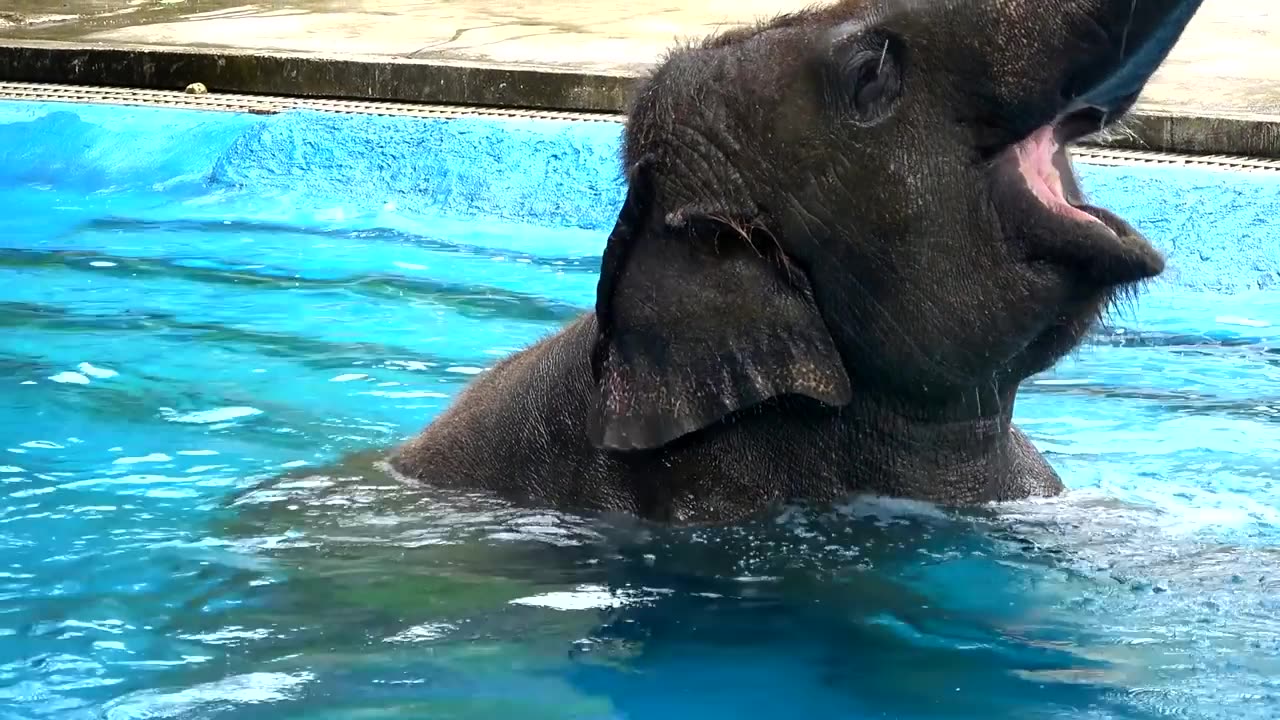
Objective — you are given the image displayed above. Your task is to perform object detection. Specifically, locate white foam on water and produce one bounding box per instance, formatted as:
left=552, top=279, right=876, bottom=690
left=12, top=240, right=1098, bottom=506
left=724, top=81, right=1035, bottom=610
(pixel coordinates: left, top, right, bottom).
left=358, top=390, right=449, bottom=399
left=145, top=488, right=198, bottom=499
left=89, top=261, right=117, bottom=268
left=383, top=622, right=456, bottom=644
left=392, top=261, right=428, bottom=271
left=329, top=373, right=367, bottom=383
left=176, top=450, right=219, bottom=456
left=103, top=671, right=314, bottom=719
left=178, top=627, right=273, bottom=645
left=20, top=381, right=36, bottom=385
left=446, top=366, right=485, bottom=375
left=48, top=372, right=90, bottom=385
left=1216, top=315, right=1271, bottom=328
left=832, top=494, right=952, bottom=522
left=0, top=466, right=23, bottom=473
left=384, top=360, right=433, bottom=372
left=112, top=454, right=174, bottom=466
left=161, top=407, right=263, bottom=424
left=9, top=487, right=55, bottom=498
left=508, top=584, right=673, bottom=611
left=77, top=362, right=119, bottom=379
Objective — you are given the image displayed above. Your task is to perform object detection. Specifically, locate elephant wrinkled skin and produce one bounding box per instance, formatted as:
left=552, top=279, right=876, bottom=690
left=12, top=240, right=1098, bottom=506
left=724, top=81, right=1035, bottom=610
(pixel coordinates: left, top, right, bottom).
left=387, top=0, right=1205, bottom=523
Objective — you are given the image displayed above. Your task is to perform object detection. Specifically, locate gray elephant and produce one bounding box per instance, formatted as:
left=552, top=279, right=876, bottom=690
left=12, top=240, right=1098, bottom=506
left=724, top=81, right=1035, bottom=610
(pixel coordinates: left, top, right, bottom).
left=388, top=0, right=1204, bottom=523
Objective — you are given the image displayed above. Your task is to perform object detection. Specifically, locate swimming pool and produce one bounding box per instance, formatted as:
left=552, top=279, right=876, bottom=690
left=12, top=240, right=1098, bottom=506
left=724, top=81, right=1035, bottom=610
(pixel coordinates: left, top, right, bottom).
left=1, top=99, right=1278, bottom=719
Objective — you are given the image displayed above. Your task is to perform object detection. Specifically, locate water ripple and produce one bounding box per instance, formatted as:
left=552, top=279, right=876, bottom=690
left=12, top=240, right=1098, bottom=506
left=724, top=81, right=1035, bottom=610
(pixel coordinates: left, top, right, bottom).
left=2, top=177, right=1278, bottom=719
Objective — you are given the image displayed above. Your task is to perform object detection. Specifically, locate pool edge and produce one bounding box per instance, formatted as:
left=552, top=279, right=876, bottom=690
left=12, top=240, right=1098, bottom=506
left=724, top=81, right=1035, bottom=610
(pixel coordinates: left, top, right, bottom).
left=5, top=80, right=1280, bottom=178
left=3, top=40, right=1280, bottom=159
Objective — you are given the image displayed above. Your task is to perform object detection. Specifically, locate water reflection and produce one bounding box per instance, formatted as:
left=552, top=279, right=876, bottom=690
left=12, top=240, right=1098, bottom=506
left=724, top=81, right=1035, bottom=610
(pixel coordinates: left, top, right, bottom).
left=5, top=172, right=1279, bottom=718
left=111, top=457, right=1272, bottom=720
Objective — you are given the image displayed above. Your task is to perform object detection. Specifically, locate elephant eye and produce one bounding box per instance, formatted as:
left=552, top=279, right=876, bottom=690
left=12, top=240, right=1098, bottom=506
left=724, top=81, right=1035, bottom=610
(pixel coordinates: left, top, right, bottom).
left=826, top=29, right=904, bottom=125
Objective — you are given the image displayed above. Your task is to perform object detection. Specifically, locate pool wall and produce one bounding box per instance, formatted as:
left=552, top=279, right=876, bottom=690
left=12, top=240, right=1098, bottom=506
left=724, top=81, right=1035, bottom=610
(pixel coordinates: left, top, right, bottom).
left=2, top=99, right=1278, bottom=292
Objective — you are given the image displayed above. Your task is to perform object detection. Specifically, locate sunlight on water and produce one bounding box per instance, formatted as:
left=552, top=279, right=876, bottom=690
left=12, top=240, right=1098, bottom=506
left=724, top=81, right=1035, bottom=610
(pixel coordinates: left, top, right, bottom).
left=1, top=178, right=1278, bottom=720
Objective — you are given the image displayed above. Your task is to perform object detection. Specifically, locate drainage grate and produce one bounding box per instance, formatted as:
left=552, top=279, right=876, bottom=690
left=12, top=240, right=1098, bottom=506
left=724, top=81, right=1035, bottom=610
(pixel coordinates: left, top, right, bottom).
left=0, top=80, right=623, bottom=123
left=4, top=80, right=1280, bottom=173
left=1069, top=146, right=1280, bottom=173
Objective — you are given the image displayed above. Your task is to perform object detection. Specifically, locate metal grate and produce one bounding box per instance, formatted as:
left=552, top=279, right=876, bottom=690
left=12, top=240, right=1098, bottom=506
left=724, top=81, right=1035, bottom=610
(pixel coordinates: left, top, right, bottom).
left=4, top=80, right=1280, bottom=173
left=0, top=80, right=623, bottom=123
left=1069, top=145, right=1280, bottom=173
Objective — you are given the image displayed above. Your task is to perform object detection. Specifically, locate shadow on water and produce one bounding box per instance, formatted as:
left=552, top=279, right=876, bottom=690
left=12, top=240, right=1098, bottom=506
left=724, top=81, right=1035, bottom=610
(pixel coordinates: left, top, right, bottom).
left=98, top=454, right=1274, bottom=720
left=71, top=218, right=604, bottom=273
left=0, top=247, right=589, bottom=325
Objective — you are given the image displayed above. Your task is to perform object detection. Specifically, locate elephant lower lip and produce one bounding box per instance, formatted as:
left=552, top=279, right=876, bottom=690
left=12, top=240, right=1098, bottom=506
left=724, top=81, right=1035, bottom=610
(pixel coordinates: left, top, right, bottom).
left=1004, top=129, right=1164, bottom=286
left=1077, top=203, right=1140, bottom=240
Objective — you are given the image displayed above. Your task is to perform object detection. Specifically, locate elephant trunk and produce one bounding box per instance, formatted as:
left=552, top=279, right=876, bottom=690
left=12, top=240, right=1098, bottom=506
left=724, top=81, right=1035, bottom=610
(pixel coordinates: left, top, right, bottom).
left=969, top=0, right=1205, bottom=149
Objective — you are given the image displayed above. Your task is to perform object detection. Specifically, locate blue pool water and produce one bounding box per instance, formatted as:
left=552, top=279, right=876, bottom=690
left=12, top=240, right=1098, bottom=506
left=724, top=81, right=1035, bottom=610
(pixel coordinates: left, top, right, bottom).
left=1, top=100, right=1279, bottom=720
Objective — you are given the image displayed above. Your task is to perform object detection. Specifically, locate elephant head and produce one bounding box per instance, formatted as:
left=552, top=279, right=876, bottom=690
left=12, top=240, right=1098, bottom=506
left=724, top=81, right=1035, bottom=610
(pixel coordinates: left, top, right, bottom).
left=589, top=0, right=1203, bottom=452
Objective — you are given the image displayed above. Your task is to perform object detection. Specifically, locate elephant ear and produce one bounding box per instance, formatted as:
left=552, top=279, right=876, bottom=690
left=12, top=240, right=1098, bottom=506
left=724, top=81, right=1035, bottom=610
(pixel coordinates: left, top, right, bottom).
left=588, top=161, right=853, bottom=452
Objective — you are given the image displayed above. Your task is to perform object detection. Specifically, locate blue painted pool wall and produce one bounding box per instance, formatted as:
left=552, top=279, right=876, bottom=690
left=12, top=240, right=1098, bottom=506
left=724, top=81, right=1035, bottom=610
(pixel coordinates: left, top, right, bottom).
left=2, top=100, right=1277, bottom=291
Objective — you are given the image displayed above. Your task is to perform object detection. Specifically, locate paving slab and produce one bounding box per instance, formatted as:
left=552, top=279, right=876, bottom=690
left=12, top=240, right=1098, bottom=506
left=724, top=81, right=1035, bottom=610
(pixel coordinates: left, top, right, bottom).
left=1, top=0, right=1279, bottom=156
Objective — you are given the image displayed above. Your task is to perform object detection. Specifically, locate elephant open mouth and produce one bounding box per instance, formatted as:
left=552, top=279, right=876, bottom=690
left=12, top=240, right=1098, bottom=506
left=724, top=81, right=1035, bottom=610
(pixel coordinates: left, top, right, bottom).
left=1008, top=101, right=1139, bottom=242
left=1012, top=125, right=1105, bottom=229
left=995, top=78, right=1163, bottom=293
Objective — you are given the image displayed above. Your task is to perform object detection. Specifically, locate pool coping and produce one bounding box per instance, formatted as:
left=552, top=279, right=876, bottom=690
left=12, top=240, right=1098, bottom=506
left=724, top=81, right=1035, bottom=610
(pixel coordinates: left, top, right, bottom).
left=4, top=39, right=1280, bottom=159
left=6, top=80, right=1280, bottom=177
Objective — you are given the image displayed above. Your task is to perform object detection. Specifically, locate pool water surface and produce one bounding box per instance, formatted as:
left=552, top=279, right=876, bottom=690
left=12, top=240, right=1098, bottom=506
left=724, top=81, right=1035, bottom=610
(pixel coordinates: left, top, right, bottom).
left=1, top=101, right=1279, bottom=720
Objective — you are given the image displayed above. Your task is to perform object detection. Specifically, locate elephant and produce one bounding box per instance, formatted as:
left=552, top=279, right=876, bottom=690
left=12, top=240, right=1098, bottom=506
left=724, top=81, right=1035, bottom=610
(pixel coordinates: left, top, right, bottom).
left=387, top=0, right=1205, bottom=524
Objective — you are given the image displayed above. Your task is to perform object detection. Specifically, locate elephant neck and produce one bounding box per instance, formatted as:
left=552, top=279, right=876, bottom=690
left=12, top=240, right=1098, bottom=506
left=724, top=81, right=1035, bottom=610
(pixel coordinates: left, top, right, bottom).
left=845, top=384, right=1059, bottom=503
